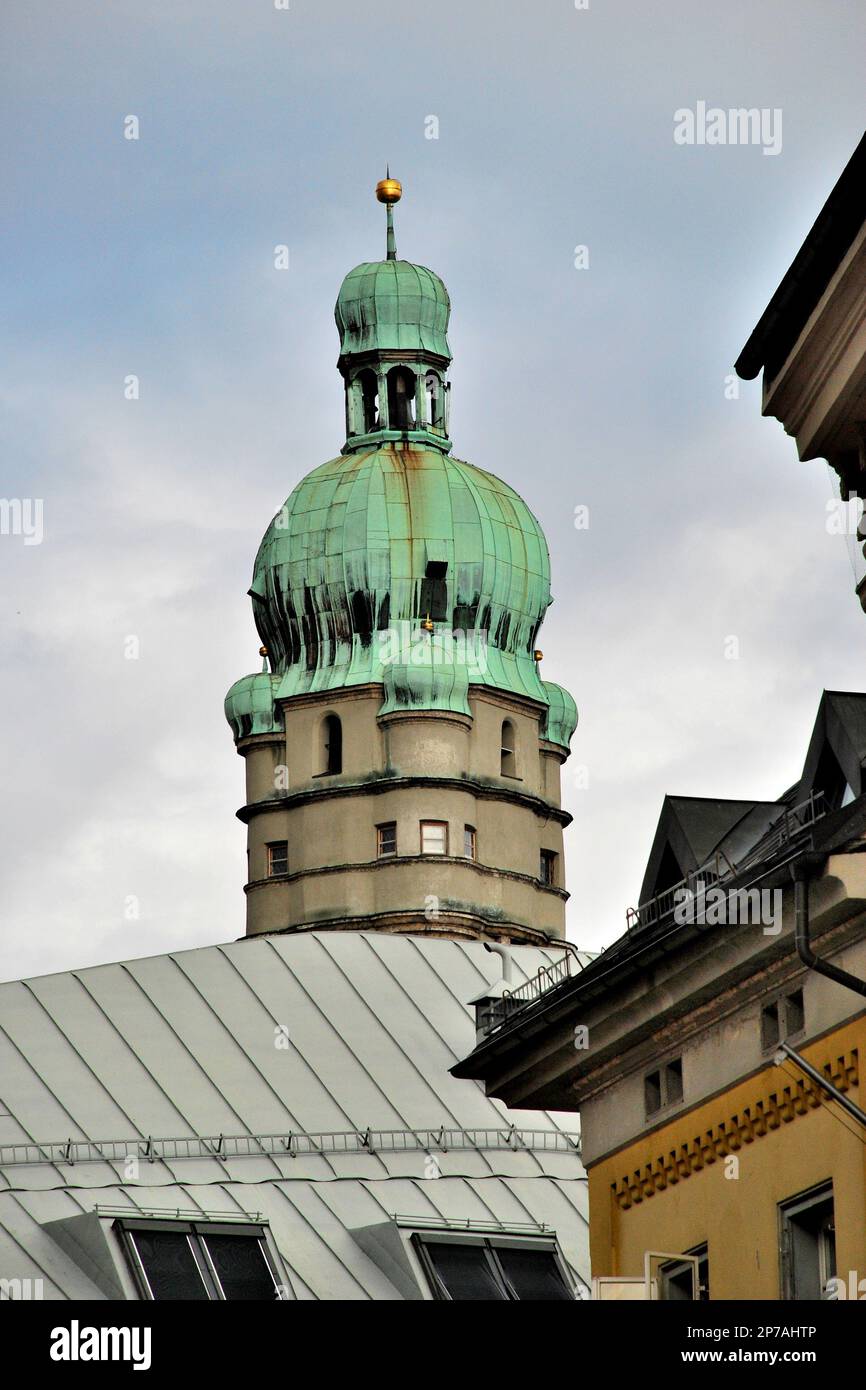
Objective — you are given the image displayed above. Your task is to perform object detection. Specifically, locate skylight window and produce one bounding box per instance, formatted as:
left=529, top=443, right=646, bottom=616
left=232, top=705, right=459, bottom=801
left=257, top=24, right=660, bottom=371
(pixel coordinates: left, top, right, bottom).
left=411, top=1235, right=574, bottom=1301
left=115, top=1219, right=282, bottom=1302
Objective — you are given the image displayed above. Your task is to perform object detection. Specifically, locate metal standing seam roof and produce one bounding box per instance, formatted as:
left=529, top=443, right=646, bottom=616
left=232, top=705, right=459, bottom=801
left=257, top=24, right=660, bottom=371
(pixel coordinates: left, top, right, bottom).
left=0, top=931, right=591, bottom=1300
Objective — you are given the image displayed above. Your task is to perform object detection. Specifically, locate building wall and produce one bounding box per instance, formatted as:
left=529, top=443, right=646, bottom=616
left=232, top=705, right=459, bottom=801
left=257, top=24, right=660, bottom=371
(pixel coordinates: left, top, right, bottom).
left=572, top=863, right=866, bottom=1163
left=581, top=931, right=866, bottom=1165
left=587, top=1017, right=866, bottom=1299
left=236, top=684, right=570, bottom=940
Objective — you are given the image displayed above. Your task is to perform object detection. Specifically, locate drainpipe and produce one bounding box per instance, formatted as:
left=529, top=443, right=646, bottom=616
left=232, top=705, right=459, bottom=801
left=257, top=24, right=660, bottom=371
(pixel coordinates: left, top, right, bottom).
left=791, top=859, right=866, bottom=1000
left=775, top=1040, right=866, bottom=1130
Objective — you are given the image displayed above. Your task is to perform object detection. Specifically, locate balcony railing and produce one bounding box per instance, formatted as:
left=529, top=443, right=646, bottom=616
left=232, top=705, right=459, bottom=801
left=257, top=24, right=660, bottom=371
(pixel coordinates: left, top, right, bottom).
left=478, top=955, right=575, bottom=1036
left=625, top=790, right=828, bottom=933
left=476, top=791, right=830, bottom=1042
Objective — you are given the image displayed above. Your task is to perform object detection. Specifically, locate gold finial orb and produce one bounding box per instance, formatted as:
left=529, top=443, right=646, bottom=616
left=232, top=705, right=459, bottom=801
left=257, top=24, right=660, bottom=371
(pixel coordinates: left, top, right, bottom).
left=376, top=175, right=402, bottom=205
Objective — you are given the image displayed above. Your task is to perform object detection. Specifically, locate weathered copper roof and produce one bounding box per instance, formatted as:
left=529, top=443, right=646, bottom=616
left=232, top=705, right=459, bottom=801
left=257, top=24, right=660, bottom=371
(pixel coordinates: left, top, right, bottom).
left=226, top=206, right=576, bottom=750
left=235, top=443, right=569, bottom=724
left=335, top=259, right=451, bottom=360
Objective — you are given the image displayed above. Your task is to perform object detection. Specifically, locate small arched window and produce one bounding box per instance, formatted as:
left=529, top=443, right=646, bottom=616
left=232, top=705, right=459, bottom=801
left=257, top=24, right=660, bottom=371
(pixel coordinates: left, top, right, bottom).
left=425, top=371, right=444, bottom=430
left=500, top=720, right=516, bottom=777
left=387, top=366, right=416, bottom=430
left=357, top=369, right=379, bottom=433
left=320, top=713, right=342, bottom=776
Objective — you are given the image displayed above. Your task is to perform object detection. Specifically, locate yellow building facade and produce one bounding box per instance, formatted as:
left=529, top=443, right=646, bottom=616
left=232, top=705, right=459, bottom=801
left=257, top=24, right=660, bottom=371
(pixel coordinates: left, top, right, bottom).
left=590, top=1017, right=865, bottom=1299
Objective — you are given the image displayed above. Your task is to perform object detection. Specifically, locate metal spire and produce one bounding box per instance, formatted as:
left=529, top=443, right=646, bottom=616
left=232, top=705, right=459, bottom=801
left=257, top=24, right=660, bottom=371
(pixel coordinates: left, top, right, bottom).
left=375, top=168, right=402, bottom=261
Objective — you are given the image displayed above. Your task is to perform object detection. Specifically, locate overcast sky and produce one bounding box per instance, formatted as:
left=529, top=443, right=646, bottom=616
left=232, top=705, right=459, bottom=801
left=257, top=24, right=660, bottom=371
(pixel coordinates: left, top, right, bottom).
left=2, top=0, right=865, bottom=981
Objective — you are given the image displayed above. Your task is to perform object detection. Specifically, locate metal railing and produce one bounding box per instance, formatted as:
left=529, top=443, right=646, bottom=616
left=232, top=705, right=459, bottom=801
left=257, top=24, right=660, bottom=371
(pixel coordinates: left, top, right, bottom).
left=0, top=1125, right=581, bottom=1170
left=391, top=1214, right=554, bottom=1234
left=625, top=790, right=828, bottom=933
left=479, top=955, right=575, bottom=1035
left=473, top=791, right=831, bottom=1044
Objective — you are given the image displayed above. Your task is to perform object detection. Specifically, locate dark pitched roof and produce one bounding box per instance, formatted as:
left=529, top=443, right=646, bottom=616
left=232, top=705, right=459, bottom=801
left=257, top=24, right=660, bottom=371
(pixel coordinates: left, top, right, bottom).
left=797, top=690, right=866, bottom=803
left=735, top=132, right=866, bottom=381
left=638, top=796, right=778, bottom=907
left=640, top=692, right=866, bottom=912
left=453, top=692, right=866, bottom=1086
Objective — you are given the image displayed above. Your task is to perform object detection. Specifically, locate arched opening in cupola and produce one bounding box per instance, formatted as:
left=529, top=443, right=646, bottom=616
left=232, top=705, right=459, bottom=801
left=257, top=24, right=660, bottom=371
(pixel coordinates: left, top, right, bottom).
left=356, top=369, right=379, bottom=433
left=387, top=366, right=416, bottom=430
left=425, top=371, right=446, bottom=431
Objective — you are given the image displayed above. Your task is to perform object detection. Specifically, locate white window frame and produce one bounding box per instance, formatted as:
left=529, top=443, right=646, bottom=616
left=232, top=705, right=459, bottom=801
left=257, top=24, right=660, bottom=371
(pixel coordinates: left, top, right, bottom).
left=420, top=820, right=448, bottom=855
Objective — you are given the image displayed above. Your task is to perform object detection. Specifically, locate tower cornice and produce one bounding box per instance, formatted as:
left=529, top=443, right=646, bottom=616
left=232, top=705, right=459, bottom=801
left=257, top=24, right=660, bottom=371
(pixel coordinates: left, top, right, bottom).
left=235, top=772, right=573, bottom=828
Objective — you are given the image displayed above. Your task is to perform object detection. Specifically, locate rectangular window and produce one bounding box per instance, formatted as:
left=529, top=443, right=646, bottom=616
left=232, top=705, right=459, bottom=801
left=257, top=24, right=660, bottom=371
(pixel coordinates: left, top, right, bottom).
left=659, top=1244, right=709, bottom=1301
left=412, top=1236, right=574, bottom=1301
left=779, top=1183, right=835, bottom=1300
left=126, top=1229, right=210, bottom=1301
left=115, top=1220, right=281, bottom=1302
left=200, top=1232, right=280, bottom=1301
left=665, top=1057, right=683, bottom=1105
left=377, top=822, right=397, bottom=857
left=644, top=1069, right=662, bottom=1116
left=539, top=849, right=557, bottom=886
left=645, top=1057, right=683, bottom=1117
left=785, top=988, right=805, bottom=1037
left=421, top=821, right=448, bottom=855
left=761, top=988, right=805, bottom=1051
left=464, top=825, right=477, bottom=860
left=761, top=1000, right=780, bottom=1050
left=267, top=842, right=288, bottom=877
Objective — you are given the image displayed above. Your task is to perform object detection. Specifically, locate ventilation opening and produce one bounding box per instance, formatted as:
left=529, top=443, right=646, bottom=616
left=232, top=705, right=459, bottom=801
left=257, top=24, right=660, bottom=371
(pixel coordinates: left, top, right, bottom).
left=420, top=561, right=448, bottom=622
left=813, top=742, right=854, bottom=810
left=351, top=590, right=374, bottom=645
left=654, top=842, right=684, bottom=896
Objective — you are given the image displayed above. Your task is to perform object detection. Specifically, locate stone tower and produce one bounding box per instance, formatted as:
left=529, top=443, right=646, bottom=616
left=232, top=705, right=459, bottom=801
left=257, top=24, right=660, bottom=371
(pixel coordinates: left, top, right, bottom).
left=225, top=177, right=577, bottom=943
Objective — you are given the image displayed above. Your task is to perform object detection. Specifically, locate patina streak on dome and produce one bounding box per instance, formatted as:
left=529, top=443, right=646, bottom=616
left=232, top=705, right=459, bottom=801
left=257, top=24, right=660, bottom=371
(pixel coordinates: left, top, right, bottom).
left=249, top=443, right=552, bottom=711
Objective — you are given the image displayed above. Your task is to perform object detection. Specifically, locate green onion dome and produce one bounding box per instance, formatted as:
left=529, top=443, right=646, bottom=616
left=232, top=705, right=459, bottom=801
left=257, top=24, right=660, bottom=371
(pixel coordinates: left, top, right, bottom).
left=224, top=671, right=284, bottom=742
left=226, top=186, right=576, bottom=752
left=245, top=443, right=556, bottom=719
left=541, top=681, right=578, bottom=751
left=335, top=261, right=451, bottom=361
